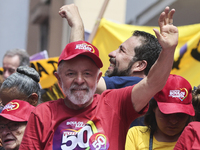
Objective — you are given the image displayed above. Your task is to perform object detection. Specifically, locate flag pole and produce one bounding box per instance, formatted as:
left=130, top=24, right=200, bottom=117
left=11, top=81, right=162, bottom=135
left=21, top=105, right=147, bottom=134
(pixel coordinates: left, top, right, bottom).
left=87, top=0, right=110, bottom=43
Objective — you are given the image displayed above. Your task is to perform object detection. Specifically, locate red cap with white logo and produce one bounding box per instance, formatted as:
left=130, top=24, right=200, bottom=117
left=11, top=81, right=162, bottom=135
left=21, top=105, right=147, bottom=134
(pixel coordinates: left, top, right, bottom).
left=154, top=74, right=195, bottom=116
left=0, top=100, right=35, bottom=122
left=58, top=41, right=103, bottom=68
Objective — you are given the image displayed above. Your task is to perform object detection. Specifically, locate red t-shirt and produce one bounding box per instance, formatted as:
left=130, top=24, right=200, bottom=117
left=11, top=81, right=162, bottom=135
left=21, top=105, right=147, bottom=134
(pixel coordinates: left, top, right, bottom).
left=20, top=86, right=147, bottom=150
left=174, top=121, right=200, bottom=150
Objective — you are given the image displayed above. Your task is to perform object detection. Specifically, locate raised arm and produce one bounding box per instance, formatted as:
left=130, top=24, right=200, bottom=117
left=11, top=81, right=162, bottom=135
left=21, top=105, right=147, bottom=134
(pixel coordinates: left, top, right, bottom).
left=131, top=6, right=178, bottom=112
left=59, top=4, right=107, bottom=94
left=59, top=4, right=84, bottom=42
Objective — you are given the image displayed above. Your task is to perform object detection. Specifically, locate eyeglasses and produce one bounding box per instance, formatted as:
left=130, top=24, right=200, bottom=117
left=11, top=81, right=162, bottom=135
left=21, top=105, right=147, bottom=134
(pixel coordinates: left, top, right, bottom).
left=0, top=122, right=26, bottom=133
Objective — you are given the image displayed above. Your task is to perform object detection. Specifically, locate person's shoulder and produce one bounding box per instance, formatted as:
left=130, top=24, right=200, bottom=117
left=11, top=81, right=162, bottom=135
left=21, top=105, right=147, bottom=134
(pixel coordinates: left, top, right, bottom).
left=187, top=121, right=200, bottom=130
left=127, top=126, right=149, bottom=138
left=34, top=98, right=64, bottom=112
left=129, top=126, right=148, bottom=133
left=188, top=121, right=200, bottom=126
left=103, top=76, right=143, bottom=89
left=103, top=76, right=143, bottom=80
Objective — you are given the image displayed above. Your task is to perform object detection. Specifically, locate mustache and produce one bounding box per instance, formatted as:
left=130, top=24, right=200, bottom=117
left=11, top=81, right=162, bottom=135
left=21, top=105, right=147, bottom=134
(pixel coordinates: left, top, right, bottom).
left=109, top=57, right=116, bottom=64
left=70, top=84, right=89, bottom=91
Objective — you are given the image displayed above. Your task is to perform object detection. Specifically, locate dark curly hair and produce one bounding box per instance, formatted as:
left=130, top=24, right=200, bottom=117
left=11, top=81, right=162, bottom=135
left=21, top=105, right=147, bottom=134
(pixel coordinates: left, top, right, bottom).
left=144, top=98, right=158, bottom=135
left=132, top=30, right=162, bottom=75
left=192, top=85, right=200, bottom=121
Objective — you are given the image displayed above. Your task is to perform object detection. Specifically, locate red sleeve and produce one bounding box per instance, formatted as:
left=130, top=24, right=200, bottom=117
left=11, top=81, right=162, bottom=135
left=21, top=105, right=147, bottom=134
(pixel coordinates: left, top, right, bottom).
left=19, top=102, right=53, bottom=150
left=174, top=122, right=200, bottom=150
left=19, top=112, right=44, bottom=150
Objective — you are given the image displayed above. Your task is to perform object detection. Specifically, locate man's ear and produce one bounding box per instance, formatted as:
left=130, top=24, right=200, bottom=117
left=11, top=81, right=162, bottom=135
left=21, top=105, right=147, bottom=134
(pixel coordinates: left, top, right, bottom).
left=27, top=93, right=38, bottom=106
left=54, top=72, right=62, bottom=87
left=97, top=71, right=102, bottom=83
left=132, top=60, right=147, bottom=72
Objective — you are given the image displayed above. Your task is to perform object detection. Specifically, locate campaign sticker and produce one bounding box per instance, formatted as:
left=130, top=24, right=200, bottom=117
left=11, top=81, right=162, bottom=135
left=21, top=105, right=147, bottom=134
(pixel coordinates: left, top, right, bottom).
left=89, top=133, right=109, bottom=150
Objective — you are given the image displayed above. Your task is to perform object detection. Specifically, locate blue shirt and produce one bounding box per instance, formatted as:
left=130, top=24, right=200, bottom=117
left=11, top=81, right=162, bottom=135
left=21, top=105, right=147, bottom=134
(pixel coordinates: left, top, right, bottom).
left=103, top=76, right=143, bottom=89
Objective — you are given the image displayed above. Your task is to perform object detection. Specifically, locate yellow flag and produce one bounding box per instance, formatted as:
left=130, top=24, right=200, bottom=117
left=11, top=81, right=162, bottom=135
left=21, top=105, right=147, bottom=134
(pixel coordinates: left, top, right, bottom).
left=1, top=19, right=200, bottom=88
left=30, top=57, right=59, bottom=89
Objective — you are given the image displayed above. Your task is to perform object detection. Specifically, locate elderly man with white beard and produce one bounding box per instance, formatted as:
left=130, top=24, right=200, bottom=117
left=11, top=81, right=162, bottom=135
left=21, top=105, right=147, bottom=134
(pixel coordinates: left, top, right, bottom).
left=19, top=6, right=178, bottom=150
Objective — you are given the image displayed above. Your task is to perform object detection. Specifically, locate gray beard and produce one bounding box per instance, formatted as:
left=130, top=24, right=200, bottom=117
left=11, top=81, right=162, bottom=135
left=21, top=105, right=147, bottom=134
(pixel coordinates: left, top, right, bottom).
left=63, top=85, right=96, bottom=106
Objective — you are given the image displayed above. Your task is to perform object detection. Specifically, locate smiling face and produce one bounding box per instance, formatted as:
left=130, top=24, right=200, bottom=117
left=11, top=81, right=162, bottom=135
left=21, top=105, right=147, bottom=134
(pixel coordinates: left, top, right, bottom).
left=55, top=56, right=102, bottom=110
left=105, top=36, right=142, bottom=77
left=154, top=107, right=189, bottom=141
left=0, top=117, right=27, bottom=150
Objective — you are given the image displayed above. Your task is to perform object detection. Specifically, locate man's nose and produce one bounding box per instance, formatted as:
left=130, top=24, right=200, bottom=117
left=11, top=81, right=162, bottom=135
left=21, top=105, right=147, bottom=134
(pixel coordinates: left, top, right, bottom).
left=74, top=74, right=85, bottom=85
left=108, top=49, right=117, bottom=58
left=3, top=71, right=10, bottom=80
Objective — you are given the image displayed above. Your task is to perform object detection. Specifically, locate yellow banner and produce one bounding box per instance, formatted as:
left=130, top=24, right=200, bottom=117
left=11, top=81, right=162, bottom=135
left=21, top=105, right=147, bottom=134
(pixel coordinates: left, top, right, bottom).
left=1, top=19, right=200, bottom=89
left=30, top=57, right=59, bottom=89
left=92, top=18, right=200, bottom=87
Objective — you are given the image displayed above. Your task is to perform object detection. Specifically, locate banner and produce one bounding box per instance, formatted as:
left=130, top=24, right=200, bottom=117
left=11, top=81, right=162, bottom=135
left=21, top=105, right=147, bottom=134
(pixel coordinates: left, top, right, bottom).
left=1, top=19, right=200, bottom=89
left=92, top=18, right=200, bottom=87
left=30, top=57, right=58, bottom=89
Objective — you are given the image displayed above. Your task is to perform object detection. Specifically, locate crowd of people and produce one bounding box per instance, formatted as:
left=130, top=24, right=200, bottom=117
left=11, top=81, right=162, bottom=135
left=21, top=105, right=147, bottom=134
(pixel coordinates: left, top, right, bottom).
left=0, top=3, right=199, bottom=150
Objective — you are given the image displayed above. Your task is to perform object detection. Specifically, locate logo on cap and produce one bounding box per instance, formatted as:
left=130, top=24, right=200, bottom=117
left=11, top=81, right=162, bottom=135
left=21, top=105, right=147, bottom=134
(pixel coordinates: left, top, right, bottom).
left=75, top=43, right=95, bottom=53
left=169, top=88, right=188, bottom=101
left=3, top=102, right=19, bottom=111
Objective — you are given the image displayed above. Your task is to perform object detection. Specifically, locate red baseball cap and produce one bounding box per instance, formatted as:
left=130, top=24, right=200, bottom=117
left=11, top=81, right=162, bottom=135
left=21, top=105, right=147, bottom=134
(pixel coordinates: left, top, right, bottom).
left=154, top=74, right=195, bottom=116
left=0, top=100, right=35, bottom=122
left=58, top=41, right=103, bottom=68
